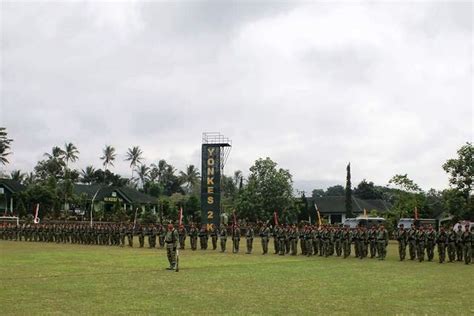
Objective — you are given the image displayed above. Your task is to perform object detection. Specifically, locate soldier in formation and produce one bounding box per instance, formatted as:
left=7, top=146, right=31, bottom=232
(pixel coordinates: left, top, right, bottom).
left=219, top=224, right=227, bottom=252
left=233, top=224, right=241, bottom=253
left=259, top=223, right=270, bottom=255
left=246, top=224, right=254, bottom=254
left=188, top=223, right=198, bottom=251
left=178, top=224, right=187, bottom=250
left=2, top=221, right=471, bottom=265
left=209, top=224, right=218, bottom=250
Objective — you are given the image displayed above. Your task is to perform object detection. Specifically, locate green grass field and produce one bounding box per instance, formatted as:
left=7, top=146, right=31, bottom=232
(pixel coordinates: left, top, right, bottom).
left=0, top=240, right=472, bottom=315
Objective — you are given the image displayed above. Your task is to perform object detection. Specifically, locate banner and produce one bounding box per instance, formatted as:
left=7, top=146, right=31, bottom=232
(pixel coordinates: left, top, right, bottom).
left=201, top=144, right=221, bottom=228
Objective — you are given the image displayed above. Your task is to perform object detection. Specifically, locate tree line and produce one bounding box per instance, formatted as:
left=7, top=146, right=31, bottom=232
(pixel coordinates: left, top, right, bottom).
left=0, top=126, right=472, bottom=224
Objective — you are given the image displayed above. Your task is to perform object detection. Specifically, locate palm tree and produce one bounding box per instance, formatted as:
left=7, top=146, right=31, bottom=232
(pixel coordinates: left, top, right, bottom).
left=179, top=165, right=200, bottom=193
left=80, top=165, right=96, bottom=184
left=44, top=146, right=65, bottom=160
left=63, top=142, right=79, bottom=168
left=101, top=145, right=116, bottom=170
left=125, top=146, right=143, bottom=179
left=135, top=164, right=150, bottom=189
left=0, top=127, right=13, bottom=166
left=24, top=172, right=36, bottom=186
left=10, top=170, right=25, bottom=183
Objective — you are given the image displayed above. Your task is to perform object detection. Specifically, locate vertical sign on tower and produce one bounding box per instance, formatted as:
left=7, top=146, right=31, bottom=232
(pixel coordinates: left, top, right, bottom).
left=201, top=144, right=221, bottom=228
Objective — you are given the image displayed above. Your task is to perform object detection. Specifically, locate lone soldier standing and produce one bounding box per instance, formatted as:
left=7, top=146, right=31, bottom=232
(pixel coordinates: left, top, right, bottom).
left=376, top=224, right=389, bottom=260
left=436, top=226, right=448, bottom=263
left=260, top=223, right=271, bottom=254
left=246, top=224, right=254, bottom=254
left=219, top=224, right=227, bottom=252
left=395, top=224, right=407, bottom=261
left=164, top=223, right=179, bottom=270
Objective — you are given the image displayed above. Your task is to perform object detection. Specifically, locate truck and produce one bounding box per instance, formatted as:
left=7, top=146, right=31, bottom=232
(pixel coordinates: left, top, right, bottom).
left=343, top=216, right=386, bottom=229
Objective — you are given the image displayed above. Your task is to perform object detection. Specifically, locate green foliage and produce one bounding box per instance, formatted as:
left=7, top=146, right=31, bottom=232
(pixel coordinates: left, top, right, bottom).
left=311, top=189, right=325, bottom=198
left=10, top=170, right=26, bottom=184
left=140, top=206, right=157, bottom=224
left=326, top=185, right=345, bottom=196
left=297, top=191, right=309, bottom=222
left=100, top=145, right=116, bottom=170
left=185, top=195, right=200, bottom=223
left=345, top=163, right=353, bottom=218
left=354, top=179, right=383, bottom=199
left=442, top=142, right=473, bottom=197
left=389, top=174, right=421, bottom=192
left=63, top=143, right=79, bottom=167
left=0, top=127, right=13, bottom=165
left=24, top=183, right=58, bottom=218
left=178, top=165, right=200, bottom=194
left=442, top=188, right=474, bottom=221
left=236, top=157, right=294, bottom=222
left=125, top=146, right=143, bottom=169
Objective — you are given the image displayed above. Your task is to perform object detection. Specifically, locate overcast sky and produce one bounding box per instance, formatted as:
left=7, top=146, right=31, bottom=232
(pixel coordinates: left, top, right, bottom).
left=0, top=0, right=472, bottom=193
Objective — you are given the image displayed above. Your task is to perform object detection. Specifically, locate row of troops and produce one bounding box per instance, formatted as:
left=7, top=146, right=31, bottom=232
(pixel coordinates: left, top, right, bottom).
left=179, top=223, right=391, bottom=260
left=1, top=222, right=472, bottom=264
left=0, top=223, right=176, bottom=248
left=394, top=224, right=473, bottom=264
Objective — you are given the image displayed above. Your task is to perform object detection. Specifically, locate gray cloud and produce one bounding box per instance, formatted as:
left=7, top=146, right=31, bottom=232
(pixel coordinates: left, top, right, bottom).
left=0, top=1, right=472, bottom=191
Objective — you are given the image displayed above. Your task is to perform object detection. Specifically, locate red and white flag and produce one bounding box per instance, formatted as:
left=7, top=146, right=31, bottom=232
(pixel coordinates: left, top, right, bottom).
left=34, top=204, right=40, bottom=224
left=178, top=207, right=183, bottom=226
left=273, top=211, right=279, bottom=226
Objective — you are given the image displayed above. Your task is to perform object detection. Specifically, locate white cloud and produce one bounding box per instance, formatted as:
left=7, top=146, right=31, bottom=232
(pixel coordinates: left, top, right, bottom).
left=0, top=1, right=472, bottom=192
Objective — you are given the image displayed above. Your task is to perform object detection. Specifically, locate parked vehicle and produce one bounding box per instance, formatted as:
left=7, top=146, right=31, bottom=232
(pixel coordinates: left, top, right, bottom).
left=344, top=216, right=386, bottom=229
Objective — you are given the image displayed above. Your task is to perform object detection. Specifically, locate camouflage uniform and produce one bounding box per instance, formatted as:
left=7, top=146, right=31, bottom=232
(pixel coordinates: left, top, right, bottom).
left=394, top=225, right=407, bottom=261
left=219, top=225, right=227, bottom=252
left=436, top=228, right=448, bottom=263
left=259, top=224, right=270, bottom=254
left=376, top=226, right=388, bottom=260
left=246, top=225, right=254, bottom=254
left=164, top=225, right=179, bottom=270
